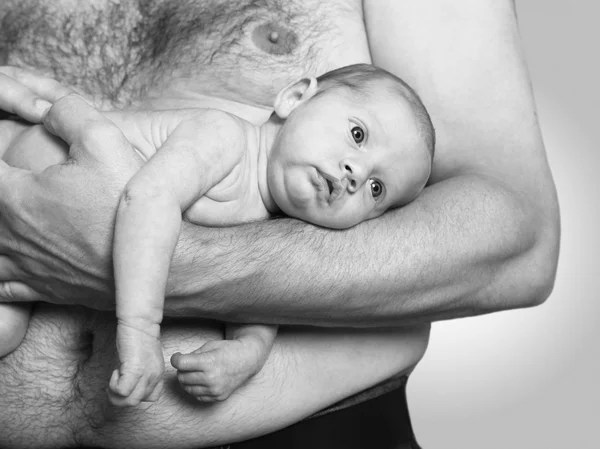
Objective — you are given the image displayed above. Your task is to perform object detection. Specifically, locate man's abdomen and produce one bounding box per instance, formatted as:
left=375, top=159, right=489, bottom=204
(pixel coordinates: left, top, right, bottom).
left=0, top=304, right=227, bottom=449
left=0, top=304, right=95, bottom=448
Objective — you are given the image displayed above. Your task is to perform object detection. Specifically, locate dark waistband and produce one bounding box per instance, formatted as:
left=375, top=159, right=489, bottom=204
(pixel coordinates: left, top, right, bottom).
left=308, top=372, right=408, bottom=420
left=225, top=375, right=421, bottom=449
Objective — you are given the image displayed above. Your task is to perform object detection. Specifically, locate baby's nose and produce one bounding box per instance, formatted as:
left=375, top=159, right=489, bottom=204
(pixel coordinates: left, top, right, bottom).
left=341, top=161, right=367, bottom=193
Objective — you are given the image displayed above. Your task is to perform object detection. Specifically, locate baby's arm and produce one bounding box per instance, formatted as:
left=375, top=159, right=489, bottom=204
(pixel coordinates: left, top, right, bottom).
left=109, top=109, right=248, bottom=407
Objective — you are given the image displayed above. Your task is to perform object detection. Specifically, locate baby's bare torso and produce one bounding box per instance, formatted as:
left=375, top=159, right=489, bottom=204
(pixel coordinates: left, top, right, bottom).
left=110, top=109, right=271, bottom=226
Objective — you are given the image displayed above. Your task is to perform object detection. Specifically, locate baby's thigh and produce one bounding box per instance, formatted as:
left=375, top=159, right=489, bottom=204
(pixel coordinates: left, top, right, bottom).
left=2, top=122, right=68, bottom=170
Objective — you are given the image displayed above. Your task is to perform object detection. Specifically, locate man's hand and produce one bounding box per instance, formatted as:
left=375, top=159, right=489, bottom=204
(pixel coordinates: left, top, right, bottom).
left=0, top=81, right=143, bottom=307
left=0, top=66, right=90, bottom=120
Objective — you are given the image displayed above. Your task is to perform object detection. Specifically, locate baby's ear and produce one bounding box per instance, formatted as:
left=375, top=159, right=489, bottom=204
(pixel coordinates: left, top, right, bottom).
left=273, top=77, right=318, bottom=119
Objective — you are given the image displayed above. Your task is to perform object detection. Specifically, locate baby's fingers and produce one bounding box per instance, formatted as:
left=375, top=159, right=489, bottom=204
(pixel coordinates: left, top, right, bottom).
left=108, top=368, right=163, bottom=407
left=108, top=369, right=140, bottom=400
left=108, top=372, right=144, bottom=407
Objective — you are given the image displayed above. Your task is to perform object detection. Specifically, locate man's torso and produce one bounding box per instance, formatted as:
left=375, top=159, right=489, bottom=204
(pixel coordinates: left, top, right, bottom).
left=0, top=0, right=370, bottom=110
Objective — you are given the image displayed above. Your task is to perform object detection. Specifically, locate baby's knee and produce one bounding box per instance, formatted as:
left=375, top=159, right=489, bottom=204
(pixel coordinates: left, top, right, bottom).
left=0, top=304, right=31, bottom=357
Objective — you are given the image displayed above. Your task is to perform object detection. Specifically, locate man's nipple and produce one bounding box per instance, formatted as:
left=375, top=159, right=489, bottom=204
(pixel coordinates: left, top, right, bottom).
left=252, top=22, right=298, bottom=55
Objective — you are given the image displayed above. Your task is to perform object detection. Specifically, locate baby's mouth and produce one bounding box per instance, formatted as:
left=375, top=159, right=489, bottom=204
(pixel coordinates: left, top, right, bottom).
left=319, top=171, right=344, bottom=202
left=326, top=179, right=334, bottom=195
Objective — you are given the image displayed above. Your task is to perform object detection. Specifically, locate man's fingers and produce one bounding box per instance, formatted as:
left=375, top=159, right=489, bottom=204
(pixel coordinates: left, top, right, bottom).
left=0, top=73, right=51, bottom=123
left=0, top=158, right=10, bottom=173
left=0, top=254, right=20, bottom=281
left=0, top=281, right=47, bottom=303
left=42, top=94, right=133, bottom=164
left=0, top=257, right=46, bottom=303
left=0, top=158, right=32, bottom=177
left=0, top=66, right=75, bottom=102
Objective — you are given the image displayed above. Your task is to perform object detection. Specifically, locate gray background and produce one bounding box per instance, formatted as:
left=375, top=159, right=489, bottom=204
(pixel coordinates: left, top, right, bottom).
left=409, top=1, right=600, bottom=447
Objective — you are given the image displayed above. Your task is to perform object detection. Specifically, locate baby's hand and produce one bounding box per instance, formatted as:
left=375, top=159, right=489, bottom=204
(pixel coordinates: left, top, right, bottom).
left=108, top=323, right=165, bottom=407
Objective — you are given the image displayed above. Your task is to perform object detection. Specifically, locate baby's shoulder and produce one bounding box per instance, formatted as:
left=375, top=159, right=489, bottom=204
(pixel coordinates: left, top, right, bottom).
left=184, top=139, right=267, bottom=226
left=185, top=108, right=256, bottom=153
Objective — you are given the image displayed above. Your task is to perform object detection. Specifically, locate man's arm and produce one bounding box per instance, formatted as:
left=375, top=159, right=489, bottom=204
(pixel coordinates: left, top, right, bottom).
left=0, top=0, right=559, bottom=326
left=163, top=0, right=559, bottom=325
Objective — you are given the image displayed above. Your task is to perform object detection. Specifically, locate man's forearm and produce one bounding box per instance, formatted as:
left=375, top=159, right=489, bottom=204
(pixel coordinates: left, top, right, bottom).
left=163, top=0, right=562, bottom=327
left=166, top=172, right=559, bottom=327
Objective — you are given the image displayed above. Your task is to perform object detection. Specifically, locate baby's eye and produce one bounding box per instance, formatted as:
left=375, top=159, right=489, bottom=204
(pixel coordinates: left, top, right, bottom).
left=370, top=179, right=383, bottom=199
left=351, top=125, right=365, bottom=144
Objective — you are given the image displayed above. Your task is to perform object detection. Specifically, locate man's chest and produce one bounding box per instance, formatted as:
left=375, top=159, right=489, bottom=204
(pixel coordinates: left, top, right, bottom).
left=0, top=0, right=370, bottom=109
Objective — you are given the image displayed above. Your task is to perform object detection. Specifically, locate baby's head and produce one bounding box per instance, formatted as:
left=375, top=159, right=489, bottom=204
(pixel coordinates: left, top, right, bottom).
left=267, top=63, right=435, bottom=229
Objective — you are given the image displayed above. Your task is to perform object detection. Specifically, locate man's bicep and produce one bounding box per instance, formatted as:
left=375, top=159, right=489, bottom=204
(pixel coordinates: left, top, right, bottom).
left=365, top=0, right=545, bottom=181
left=364, top=0, right=523, bottom=117
left=361, top=0, right=559, bottom=315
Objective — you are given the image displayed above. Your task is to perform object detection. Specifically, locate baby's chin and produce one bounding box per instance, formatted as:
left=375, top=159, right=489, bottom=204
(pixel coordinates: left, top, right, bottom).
left=293, top=210, right=366, bottom=230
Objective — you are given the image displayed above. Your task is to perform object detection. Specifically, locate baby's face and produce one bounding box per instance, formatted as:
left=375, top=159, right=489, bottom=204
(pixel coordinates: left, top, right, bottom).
left=268, top=86, right=431, bottom=229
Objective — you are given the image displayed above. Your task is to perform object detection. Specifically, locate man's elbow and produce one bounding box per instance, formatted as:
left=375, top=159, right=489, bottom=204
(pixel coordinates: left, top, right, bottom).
left=525, top=213, right=560, bottom=307
left=505, top=187, right=560, bottom=310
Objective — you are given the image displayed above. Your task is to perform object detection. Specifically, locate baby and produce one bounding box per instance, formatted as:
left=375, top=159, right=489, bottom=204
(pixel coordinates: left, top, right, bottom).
left=0, top=63, right=435, bottom=406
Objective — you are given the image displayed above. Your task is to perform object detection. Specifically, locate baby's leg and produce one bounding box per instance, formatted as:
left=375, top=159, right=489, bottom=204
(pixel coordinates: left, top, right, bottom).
left=0, top=303, right=31, bottom=357
left=171, top=323, right=278, bottom=402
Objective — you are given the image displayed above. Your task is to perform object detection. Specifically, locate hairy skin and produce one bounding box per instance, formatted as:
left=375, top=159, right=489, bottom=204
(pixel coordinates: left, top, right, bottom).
left=0, top=0, right=361, bottom=109
left=0, top=303, right=429, bottom=448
